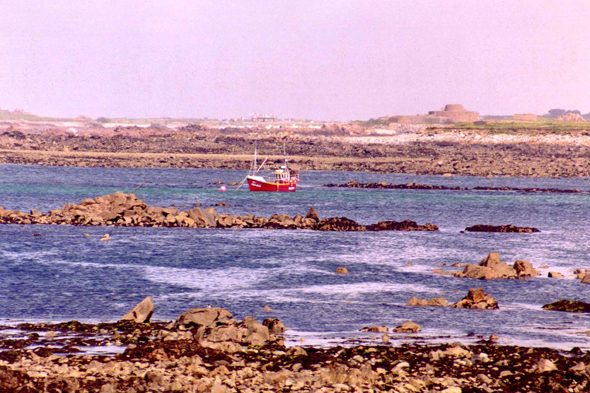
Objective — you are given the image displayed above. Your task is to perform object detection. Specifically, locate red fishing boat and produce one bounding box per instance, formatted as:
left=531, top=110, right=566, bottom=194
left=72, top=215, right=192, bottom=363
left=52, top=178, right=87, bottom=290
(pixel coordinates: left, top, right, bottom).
left=237, top=145, right=300, bottom=192
left=247, top=167, right=298, bottom=192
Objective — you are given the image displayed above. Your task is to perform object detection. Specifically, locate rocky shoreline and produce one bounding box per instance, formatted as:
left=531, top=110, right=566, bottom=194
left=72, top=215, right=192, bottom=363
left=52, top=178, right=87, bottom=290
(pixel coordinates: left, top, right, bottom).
left=2, top=304, right=590, bottom=393
left=4, top=127, right=590, bottom=177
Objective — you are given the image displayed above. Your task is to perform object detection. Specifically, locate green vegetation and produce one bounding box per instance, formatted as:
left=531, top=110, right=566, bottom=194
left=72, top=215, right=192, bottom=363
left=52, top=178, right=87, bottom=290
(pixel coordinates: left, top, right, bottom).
left=454, top=120, right=590, bottom=132
left=354, top=117, right=391, bottom=127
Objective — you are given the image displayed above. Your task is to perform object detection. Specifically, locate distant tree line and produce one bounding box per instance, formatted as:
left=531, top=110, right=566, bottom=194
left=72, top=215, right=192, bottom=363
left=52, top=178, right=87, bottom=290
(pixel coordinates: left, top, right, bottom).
left=543, top=109, right=590, bottom=120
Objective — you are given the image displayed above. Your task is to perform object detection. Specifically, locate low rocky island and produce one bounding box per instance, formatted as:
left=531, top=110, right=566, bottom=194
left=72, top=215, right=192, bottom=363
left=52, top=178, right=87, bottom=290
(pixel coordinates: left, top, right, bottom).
left=0, top=192, right=439, bottom=232
left=325, top=180, right=587, bottom=195
left=1, top=303, right=589, bottom=393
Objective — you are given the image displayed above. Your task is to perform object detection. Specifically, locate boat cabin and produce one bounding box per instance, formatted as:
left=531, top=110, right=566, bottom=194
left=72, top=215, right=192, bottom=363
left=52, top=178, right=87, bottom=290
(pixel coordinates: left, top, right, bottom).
left=273, top=167, right=291, bottom=183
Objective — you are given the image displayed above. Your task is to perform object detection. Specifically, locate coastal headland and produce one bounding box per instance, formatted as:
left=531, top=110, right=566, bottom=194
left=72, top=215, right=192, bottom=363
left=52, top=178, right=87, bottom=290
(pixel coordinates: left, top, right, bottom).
left=2, top=120, right=590, bottom=177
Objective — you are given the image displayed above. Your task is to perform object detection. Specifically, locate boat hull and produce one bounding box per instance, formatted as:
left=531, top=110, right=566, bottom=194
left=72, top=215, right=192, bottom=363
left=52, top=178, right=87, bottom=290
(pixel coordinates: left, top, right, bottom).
left=248, top=178, right=296, bottom=192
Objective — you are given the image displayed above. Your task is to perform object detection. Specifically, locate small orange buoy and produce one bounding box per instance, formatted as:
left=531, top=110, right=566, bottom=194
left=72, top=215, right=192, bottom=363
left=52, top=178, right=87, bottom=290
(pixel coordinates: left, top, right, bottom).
left=219, top=186, right=227, bottom=192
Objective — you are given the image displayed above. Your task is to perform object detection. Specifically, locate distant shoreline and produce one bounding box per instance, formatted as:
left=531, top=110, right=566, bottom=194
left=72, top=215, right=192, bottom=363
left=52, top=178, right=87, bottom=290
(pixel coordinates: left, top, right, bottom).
left=3, top=126, right=590, bottom=177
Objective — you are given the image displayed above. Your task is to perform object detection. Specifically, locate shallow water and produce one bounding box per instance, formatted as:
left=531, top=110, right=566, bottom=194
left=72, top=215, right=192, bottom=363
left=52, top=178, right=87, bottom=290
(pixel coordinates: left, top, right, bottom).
left=1, top=164, right=590, bottom=349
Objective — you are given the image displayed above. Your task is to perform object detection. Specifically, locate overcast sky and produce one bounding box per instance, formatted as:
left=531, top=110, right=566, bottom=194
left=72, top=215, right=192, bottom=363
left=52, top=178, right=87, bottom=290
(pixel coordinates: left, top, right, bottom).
left=1, top=1, right=589, bottom=121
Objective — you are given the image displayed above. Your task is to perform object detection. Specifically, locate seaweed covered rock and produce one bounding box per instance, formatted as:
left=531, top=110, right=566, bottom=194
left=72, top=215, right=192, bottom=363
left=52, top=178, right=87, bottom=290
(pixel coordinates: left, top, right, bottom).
left=542, top=300, right=590, bottom=313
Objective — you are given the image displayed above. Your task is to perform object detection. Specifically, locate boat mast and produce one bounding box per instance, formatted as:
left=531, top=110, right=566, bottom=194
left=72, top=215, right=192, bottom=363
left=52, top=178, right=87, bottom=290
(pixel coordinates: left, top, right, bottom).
left=283, top=143, right=287, bottom=169
left=254, top=141, right=258, bottom=175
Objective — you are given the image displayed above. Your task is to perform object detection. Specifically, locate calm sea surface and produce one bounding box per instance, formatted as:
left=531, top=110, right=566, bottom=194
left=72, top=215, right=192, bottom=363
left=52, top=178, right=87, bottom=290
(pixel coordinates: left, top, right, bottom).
left=1, top=164, right=590, bottom=349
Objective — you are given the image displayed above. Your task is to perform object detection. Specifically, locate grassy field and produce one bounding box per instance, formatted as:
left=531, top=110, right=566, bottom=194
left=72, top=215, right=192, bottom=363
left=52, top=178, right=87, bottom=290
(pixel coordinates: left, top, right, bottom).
left=453, top=119, right=590, bottom=131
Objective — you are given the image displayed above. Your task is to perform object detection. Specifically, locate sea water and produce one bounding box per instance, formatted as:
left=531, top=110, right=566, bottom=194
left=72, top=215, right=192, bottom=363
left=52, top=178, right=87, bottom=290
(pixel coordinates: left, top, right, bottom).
left=1, top=164, right=590, bottom=349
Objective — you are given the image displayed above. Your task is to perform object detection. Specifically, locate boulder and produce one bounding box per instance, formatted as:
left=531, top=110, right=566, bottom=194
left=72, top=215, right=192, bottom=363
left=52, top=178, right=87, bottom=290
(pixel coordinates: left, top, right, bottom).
left=120, top=296, right=154, bottom=323
left=406, top=297, right=429, bottom=306
left=458, top=264, right=489, bottom=279
left=263, top=318, right=286, bottom=334
left=582, top=275, right=590, bottom=284
left=335, top=267, right=349, bottom=274
left=393, top=321, right=421, bottom=333
left=360, top=326, right=388, bottom=333
left=536, top=359, right=557, bottom=373
left=305, top=207, right=320, bottom=222
left=175, top=307, right=234, bottom=328
left=239, top=316, right=270, bottom=346
left=548, top=271, right=564, bottom=278
left=451, top=288, right=499, bottom=310
left=186, top=207, right=217, bottom=227
left=514, top=260, right=540, bottom=277
left=479, top=253, right=516, bottom=278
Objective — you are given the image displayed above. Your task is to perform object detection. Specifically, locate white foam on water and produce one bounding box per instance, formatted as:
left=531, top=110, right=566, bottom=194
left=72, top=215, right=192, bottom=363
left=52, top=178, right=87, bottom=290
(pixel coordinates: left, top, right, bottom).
left=0, top=249, right=59, bottom=262
left=143, top=266, right=262, bottom=292
left=290, top=282, right=441, bottom=296
left=500, top=303, right=545, bottom=311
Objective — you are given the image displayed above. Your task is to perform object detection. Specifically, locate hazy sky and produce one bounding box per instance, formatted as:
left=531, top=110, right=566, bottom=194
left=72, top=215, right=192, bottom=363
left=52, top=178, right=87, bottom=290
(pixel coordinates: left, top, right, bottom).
left=1, top=1, right=589, bottom=120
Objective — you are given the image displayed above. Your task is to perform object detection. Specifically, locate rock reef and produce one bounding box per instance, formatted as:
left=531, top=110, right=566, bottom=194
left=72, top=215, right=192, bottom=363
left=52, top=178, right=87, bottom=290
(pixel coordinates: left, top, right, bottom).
left=0, top=192, right=439, bottom=232
left=453, top=252, right=540, bottom=280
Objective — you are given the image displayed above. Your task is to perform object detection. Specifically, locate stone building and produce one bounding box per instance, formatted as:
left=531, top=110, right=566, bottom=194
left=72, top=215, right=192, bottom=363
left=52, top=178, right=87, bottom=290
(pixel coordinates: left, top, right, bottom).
left=427, top=104, right=480, bottom=123
left=389, top=104, right=479, bottom=125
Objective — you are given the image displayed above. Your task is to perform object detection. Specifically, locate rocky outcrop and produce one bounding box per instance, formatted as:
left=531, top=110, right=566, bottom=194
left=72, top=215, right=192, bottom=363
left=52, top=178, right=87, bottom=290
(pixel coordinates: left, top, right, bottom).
left=451, top=288, right=499, bottom=310
left=120, top=296, right=154, bottom=323
left=465, top=224, right=540, bottom=233
left=453, top=252, right=540, bottom=280
left=172, top=307, right=278, bottom=351
left=0, top=192, right=439, bottom=232
left=542, top=300, right=590, bottom=313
